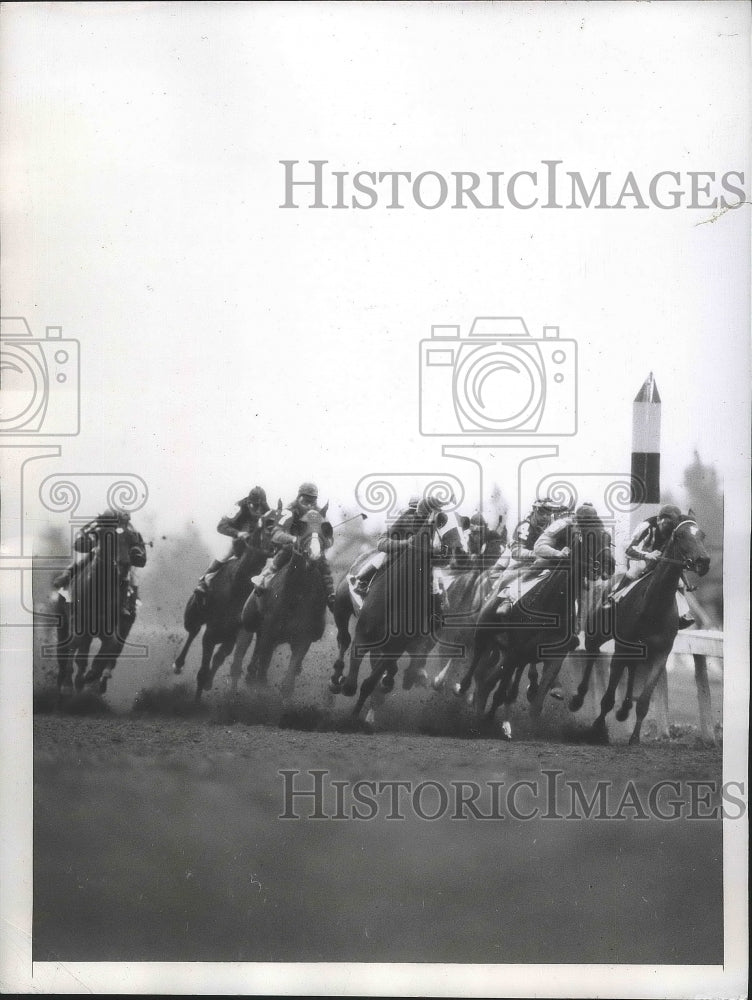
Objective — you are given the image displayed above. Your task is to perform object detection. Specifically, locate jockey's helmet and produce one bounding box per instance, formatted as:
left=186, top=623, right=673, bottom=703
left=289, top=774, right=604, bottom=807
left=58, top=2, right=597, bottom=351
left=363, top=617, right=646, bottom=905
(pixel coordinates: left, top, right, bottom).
left=658, top=504, right=682, bottom=524
left=416, top=494, right=444, bottom=519
left=297, top=482, right=318, bottom=499
left=575, top=502, right=598, bottom=524
left=245, top=486, right=269, bottom=513
left=408, top=494, right=421, bottom=509
left=100, top=507, right=130, bottom=525
left=469, top=512, right=487, bottom=529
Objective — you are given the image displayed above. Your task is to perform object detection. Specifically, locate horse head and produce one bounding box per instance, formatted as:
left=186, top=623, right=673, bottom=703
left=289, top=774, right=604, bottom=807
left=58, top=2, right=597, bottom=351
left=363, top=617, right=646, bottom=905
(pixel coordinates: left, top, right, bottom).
left=295, top=509, right=334, bottom=565
left=663, top=516, right=710, bottom=577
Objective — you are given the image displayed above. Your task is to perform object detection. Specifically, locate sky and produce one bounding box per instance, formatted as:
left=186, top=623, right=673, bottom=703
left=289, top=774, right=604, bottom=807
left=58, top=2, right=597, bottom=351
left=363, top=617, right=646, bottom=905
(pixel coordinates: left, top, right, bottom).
left=2, top=0, right=750, bottom=561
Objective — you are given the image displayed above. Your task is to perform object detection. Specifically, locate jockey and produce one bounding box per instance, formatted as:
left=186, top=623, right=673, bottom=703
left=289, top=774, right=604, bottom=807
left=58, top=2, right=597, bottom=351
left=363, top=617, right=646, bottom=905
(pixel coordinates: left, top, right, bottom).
left=609, top=503, right=694, bottom=628
left=350, top=494, right=420, bottom=596
left=467, top=511, right=507, bottom=568
left=250, top=482, right=336, bottom=610
left=194, top=486, right=271, bottom=597
left=487, top=497, right=560, bottom=590
left=52, top=508, right=147, bottom=616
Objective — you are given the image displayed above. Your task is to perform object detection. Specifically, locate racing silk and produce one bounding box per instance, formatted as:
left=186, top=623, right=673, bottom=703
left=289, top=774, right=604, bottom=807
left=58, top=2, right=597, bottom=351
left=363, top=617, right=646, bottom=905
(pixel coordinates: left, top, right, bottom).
left=509, top=518, right=546, bottom=563
left=377, top=507, right=428, bottom=556
left=533, top=514, right=576, bottom=560
left=625, top=516, right=669, bottom=564
left=217, top=497, right=268, bottom=540
left=73, top=519, right=147, bottom=568
left=271, top=500, right=324, bottom=549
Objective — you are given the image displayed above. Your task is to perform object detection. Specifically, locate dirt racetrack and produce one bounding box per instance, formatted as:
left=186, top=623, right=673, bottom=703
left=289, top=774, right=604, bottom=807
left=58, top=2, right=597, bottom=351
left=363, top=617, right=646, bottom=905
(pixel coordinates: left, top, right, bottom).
left=33, top=623, right=724, bottom=965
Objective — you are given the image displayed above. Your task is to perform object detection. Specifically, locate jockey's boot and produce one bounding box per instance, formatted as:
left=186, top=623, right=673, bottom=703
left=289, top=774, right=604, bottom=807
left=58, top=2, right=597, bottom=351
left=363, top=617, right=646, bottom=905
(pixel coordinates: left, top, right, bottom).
left=351, top=565, right=376, bottom=597
left=250, top=557, right=276, bottom=593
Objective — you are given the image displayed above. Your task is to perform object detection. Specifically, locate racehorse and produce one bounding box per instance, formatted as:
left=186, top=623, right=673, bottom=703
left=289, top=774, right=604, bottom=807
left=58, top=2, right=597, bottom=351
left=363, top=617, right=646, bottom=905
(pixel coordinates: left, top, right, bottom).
left=454, top=517, right=615, bottom=728
left=331, top=509, right=467, bottom=718
left=55, top=519, right=147, bottom=695
left=236, top=507, right=334, bottom=699
left=570, top=513, right=710, bottom=744
left=173, top=518, right=274, bottom=699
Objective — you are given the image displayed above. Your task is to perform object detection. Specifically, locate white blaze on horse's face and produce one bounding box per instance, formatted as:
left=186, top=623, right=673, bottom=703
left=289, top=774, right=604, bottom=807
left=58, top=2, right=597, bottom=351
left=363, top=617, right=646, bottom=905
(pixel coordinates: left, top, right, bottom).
left=308, top=532, right=321, bottom=560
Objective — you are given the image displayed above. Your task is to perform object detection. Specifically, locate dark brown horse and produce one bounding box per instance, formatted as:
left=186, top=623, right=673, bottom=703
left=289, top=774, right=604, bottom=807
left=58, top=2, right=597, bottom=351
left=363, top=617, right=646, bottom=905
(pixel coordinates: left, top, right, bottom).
left=570, top=514, right=710, bottom=744
left=173, top=518, right=275, bottom=699
left=236, top=508, right=333, bottom=699
left=331, top=511, right=457, bottom=718
left=455, top=517, right=615, bottom=728
left=55, top=519, right=147, bottom=695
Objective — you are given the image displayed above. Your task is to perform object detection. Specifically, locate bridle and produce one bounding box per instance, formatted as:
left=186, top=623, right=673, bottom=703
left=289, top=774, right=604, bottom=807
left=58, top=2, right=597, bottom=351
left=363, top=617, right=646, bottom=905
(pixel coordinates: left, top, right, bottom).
left=656, top=519, right=704, bottom=574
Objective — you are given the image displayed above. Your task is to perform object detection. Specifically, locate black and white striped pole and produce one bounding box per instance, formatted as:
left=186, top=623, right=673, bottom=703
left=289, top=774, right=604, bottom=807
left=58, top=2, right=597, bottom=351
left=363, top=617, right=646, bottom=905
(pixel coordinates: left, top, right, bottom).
left=630, top=372, right=669, bottom=736
left=630, top=372, right=661, bottom=531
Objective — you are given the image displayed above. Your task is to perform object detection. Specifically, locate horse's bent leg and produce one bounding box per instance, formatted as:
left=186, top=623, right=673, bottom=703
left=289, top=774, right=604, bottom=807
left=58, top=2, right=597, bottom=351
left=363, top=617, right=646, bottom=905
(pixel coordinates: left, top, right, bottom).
left=570, top=645, right=599, bottom=712
left=354, top=654, right=387, bottom=717
left=530, top=658, right=565, bottom=717
left=432, top=658, right=454, bottom=692
left=173, top=627, right=200, bottom=675
left=403, top=650, right=429, bottom=690
left=456, top=633, right=493, bottom=697
left=526, top=662, right=540, bottom=702
left=591, top=656, right=628, bottom=738
left=630, top=650, right=671, bottom=745
left=208, top=637, right=236, bottom=688
left=341, top=642, right=364, bottom=698
left=615, top=665, right=636, bottom=722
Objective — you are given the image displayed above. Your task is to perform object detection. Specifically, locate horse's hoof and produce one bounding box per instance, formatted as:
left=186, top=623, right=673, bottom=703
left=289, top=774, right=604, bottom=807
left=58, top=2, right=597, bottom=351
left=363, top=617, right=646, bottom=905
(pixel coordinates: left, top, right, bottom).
left=381, top=674, right=395, bottom=693
left=328, top=678, right=343, bottom=694
left=588, top=722, right=609, bottom=745
left=59, top=683, right=73, bottom=698
left=341, top=680, right=357, bottom=697
left=452, top=682, right=466, bottom=698
left=548, top=685, right=564, bottom=701
left=431, top=677, right=446, bottom=693
left=172, top=663, right=183, bottom=675
left=569, top=694, right=584, bottom=712
left=628, top=733, right=641, bottom=746
left=616, top=707, right=631, bottom=722
left=526, top=683, right=538, bottom=703
left=501, top=721, right=512, bottom=741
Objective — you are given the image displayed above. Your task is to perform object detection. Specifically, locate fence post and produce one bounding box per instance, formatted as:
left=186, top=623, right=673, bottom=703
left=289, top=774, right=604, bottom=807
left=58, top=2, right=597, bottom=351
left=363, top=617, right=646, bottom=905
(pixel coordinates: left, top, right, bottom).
left=693, top=653, right=715, bottom=745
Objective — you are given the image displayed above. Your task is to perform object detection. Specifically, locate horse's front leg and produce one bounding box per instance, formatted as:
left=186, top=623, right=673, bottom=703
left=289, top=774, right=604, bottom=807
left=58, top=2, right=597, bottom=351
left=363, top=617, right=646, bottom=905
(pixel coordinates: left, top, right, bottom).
left=73, top=637, right=93, bottom=692
left=208, top=636, right=236, bottom=688
left=353, top=653, right=388, bottom=718
left=173, top=626, right=200, bottom=675
left=615, top=665, right=636, bottom=722
left=195, top=630, right=217, bottom=700
left=569, top=639, right=600, bottom=712
left=530, top=657, right=567, bottom=717
left=455, top=628, right=495, bottom=697
left=330, top=588, right=353, bottom=690
left=590, top=653, right=628, bottom=742
left=341, top=638, right=365, bottom=698
left=281, top=639, right=310, bottom=700
left=630, top=645, right=672, bottom=745
left=228, top=627, right=254, bottom=691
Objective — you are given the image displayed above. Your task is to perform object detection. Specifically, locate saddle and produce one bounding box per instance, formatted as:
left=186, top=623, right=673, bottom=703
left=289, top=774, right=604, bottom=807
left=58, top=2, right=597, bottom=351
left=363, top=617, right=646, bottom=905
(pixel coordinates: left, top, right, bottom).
left=494, top=568, right=550, bottom=613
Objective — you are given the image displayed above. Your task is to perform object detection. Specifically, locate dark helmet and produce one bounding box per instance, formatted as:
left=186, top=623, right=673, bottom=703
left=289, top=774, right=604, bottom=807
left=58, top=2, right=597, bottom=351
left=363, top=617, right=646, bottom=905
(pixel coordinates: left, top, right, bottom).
left=658, top=504, right=682, bottom=523
left=246, top=486, right=269, bottom=509
left=575, top=502, right=598, bottom=524
left=416, top=494, right=444, bottom=519
left=100, top=507, right=130, bottom=525
left=408, top=494, right=421, bottom=509
left=297, top=482, right=318, bottom=500
left=469, top=512, right=487, bottom=529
